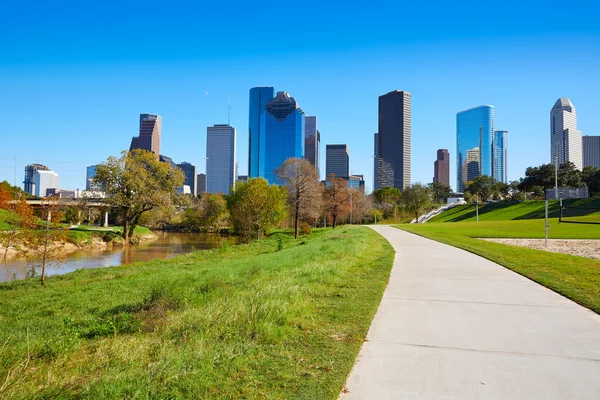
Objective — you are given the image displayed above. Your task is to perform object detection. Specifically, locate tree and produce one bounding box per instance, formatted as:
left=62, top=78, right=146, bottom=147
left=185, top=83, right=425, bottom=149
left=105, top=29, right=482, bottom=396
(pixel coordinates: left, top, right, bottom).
left=429, top=182, right=452, bottom=204
left=0, top=181, right=27, bottom=201
left=94, top=150, right=184, bottom=243
left=558, top=161, right=583, bottom=188
left=465, top=175, right=495, bottom=202
left=401, top=183, right=431, bottom=222
left=276, top=158, right=322, bottom=239
left=582, top=166, right=600, bottom=195
left=0, top=184, right=12, bottom=210
left=0, top=196, right=36, bottom=258
left=323, top=174, right=349, bottom=229
left=227, top=178, right=287, bottom=240
left=372, top=186, right=401, bottom=221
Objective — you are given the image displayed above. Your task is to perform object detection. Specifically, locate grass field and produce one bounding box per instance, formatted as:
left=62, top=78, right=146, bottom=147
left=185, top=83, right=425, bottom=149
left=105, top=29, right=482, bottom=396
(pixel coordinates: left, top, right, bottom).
left=0, top=209, right=10, bottom=230
left=397, top=220, right=600, bottom=314
left=0, top=226, right=394, bottom=399
left=429, top=198, right=600, bottom=223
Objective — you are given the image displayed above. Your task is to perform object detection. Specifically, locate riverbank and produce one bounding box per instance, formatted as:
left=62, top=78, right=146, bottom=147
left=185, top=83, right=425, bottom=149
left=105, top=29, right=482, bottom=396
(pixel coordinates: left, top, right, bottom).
left=0, top=226, right=394, bottom=399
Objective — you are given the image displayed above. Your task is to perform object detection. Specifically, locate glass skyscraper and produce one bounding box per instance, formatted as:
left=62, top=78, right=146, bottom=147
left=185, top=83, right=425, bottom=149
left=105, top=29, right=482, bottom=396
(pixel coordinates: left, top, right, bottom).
left=492, top=131, right=508, bottom=184
left=248, top=87, right=275, bottom=178
left=304, top=116, right=320, bottom=173
left=206, top=124, right=236, bottom=194
left=456, top=105, right=494, bottom=192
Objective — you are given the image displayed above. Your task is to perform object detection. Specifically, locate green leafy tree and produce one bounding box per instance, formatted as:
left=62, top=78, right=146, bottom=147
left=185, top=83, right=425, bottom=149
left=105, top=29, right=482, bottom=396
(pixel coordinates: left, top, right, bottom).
left=94, top=149, right=185, bottom=243
left=582, top=166, right=600, bottom=195
left=401, top=183, right=431, bottom=222
left=323, top=174, right=349, bottom=229
left=428, top=182, right=452, bottom=204
left=557, top=161, right=583, bottom=188
left=372, top=186, right=401, bottom=221
left=276, top=158, right=322, bottom=239
left=465, top=175, right=495, bottom=202
left=227, top=178, right=287, bottom=240
left=0, top=181, right=27, bottom=201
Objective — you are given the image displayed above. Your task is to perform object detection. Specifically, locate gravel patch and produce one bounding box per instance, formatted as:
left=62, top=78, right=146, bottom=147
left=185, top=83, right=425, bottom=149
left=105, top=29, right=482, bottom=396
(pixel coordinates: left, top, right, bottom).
left=480, top=238, right=600, bottom=261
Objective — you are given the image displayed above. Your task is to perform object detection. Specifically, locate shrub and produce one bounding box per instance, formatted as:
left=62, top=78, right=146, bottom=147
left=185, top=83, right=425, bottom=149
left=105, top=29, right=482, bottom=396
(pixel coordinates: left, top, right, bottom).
left=300, top=221, right=312, bottom=236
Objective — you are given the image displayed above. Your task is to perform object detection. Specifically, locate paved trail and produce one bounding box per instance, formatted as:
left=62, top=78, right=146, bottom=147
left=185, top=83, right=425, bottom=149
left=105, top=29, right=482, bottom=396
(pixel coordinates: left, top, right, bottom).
left=341, top=225, right=600, bottom=400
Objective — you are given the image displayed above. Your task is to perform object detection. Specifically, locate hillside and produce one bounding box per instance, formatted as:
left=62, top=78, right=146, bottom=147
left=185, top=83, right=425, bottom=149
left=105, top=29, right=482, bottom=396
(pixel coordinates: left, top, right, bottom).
left=428, top=198, right=600, bottom=223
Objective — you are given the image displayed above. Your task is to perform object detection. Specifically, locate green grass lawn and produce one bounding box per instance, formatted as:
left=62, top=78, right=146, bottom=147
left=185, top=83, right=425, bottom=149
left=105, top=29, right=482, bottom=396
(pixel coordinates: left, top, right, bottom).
left=0, top=226, right=394, bottom=399
left=396, top=221, right=600, bottom=313
left=0, top=209, right=10, bottom=230
left=430, top=198, right=600, bottom=223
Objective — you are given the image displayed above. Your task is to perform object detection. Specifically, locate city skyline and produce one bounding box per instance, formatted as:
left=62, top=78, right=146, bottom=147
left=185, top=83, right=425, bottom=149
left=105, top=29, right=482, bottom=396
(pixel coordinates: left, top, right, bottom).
left=1, top=2, right=599, bottom=192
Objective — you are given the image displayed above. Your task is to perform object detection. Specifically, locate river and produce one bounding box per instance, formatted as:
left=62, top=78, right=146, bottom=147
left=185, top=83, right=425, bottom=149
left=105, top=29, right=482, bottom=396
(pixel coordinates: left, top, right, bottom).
left=0, top=232, right=237, bottom=283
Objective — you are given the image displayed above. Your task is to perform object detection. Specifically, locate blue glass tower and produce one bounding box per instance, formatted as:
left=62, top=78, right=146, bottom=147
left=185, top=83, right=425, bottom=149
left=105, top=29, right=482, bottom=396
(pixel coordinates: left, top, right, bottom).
left=456, top=105, right=494, bottom=192
left=260, top=91, right=305, bottom=184
left=248, top=87, right=275, bottom=178
left=492, top=130, right=508, bottom=184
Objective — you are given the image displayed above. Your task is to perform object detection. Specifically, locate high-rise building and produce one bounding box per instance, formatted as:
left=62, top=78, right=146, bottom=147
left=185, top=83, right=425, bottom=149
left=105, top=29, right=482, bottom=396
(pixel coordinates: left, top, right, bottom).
left=492, top=131, right=508, bottom=184
left=261, top=91, right=305, bottom=183
left=377, top=90, right=411, bottom=190
left=34, top=170, right=60, bottom=198
left=373, top=133, right=379, bottom=190
left=583, top=136, right=600, bottom=168
left=177, top=162, right=198, bottom=197
left=86, top=165, right=102, bottom=191
left=130, top=113, right=162, bottom=158
left=456, top=105, right=494, bottom=192
left=159, top=154, right=177, bottom=168
left=197, top=173, right=206, bottom=194
left=551, top=98, right=582, bottom=170
left=348, top=175, right=365, bottom=193
left=206, top=124, right=236, bottom=194
left=325, top=144, right=350, bottom=179
left=23, top=163, right=49, bottom=195
left=305, top=116, right=320, bottom=172
left=248, top=87, right=275, bottom=178
left=433, top=149, right=450, bottom=187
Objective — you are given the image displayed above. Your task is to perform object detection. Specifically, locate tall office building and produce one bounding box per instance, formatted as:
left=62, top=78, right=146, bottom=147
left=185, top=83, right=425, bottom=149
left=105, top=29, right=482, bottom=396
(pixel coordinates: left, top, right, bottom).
left=177, top=162, right=198, bottom=197
left=23, top=163, right=49, bottom=195
left=34, top=170, right=60, bottom=197
left=583, top=136, right=600, bottom=168
left=86, top=165, right=102, bottom=191
left=197, top=173, right=206, bottom=194
left=433, top=149, right=450, bottom=187
left=304, top=116, right=320, bottom=172
left=377, top=90, right=411, bottom=190
left=248, top=87, right=275, bottom=178
left=551, top=98, right=582, bottom=170
left=130, top=113, right=162, bottom=158
left=206, top=124, right=236, bottom=194
left=373, top=133, right=379, bottom=190
left=325, top=144, right=350, bottom=179
left=492, top=131, right=508, bottom=184
left=456, top=105, right=494, bottom=192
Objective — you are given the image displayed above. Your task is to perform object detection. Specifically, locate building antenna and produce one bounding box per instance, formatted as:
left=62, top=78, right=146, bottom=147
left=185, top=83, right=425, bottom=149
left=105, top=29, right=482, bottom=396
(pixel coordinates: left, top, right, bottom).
left=228, top=93, right=231, bottom=126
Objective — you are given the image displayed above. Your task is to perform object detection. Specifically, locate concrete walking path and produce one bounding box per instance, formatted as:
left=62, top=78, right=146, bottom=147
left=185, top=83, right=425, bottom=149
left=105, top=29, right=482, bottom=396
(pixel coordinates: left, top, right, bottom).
left=341, top=225, right=600, bottom=399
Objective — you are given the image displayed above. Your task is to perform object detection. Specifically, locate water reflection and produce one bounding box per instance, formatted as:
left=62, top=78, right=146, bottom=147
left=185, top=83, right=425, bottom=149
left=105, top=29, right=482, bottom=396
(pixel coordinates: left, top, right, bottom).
left=0, top=232, right=236, bottom=283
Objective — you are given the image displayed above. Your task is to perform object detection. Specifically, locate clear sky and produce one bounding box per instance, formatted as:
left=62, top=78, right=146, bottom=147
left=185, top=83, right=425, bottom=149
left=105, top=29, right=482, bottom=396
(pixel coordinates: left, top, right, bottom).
left=1, top=1, right=599, bottom=193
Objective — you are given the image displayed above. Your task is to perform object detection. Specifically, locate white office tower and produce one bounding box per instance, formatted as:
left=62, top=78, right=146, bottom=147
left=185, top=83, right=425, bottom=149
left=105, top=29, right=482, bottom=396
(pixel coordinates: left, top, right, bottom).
left=551, top=98, right=582, bottom=170
left=34, top=170, right=60, bottom=197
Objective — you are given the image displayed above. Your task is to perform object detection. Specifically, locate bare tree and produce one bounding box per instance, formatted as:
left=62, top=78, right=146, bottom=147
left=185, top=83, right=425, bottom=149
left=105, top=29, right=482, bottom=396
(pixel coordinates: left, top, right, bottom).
left=276, top=158, right=323, bottom=238
left=323, top=174, right=349, bottom=229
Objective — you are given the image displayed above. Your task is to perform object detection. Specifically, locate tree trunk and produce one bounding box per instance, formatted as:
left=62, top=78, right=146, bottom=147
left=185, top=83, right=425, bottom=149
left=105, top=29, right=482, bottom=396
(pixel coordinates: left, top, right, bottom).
left=332, top=214, right=337, bottom=229
left=123, top=217, right=130, bottom=243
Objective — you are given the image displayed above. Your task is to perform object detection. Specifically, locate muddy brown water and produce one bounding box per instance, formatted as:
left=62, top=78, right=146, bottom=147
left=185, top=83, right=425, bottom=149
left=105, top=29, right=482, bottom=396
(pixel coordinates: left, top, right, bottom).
left=0, top=232, right=237, bottom=283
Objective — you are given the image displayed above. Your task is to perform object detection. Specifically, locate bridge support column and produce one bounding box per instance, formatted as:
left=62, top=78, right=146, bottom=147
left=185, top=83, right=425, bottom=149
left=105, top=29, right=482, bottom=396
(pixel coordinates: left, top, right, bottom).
left=103, top=211, right=109, bottom=227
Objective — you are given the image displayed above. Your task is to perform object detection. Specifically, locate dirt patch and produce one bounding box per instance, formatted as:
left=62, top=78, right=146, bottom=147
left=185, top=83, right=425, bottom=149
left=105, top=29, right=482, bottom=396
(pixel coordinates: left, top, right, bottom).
left=480, top=238, right=600, bottom=261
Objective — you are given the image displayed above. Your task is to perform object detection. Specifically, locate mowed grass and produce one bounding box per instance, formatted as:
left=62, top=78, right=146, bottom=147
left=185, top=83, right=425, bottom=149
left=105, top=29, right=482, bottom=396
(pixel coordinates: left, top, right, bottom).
left=430, top=198, right=600, bottom=223
left=0, top=226, right=394, bottom=399
left=397, top=221, right=600, bottom=313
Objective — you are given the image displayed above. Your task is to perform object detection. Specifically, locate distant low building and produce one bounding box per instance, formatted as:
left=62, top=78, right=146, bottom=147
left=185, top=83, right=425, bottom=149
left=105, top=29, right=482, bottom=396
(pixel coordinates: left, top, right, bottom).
left=177, top=185, right=191, bottom=195
left=46, top=188, right=76, bottom=199
left=348, top=175, right=365, bottom=192
left=237, top=175, right=248, bottom=183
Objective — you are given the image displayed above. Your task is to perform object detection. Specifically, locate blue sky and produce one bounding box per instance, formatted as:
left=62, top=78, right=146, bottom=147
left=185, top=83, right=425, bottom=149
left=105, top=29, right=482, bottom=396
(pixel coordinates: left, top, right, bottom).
left=1, top=1, right=599, bottom=192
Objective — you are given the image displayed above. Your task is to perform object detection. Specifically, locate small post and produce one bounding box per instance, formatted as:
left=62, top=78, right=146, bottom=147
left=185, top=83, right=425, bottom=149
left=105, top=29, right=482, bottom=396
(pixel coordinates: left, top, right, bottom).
left=103, top=211, right=109, bottom=228
left=559, top=198, right=563, bottom=223
left=545, top=200, right=549, bottom=249
left=374, top=210, right=377, bottom=225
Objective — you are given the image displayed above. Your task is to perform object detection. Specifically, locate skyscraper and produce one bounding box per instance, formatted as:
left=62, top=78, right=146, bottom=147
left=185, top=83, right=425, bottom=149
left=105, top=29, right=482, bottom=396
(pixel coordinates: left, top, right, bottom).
left=197, top=173, right=206, bottom=194
left=377, top=90, right=411, bottom=190
left=248, top=87, right=275, bottom=178
left=206, top=124, right=236, bottom=194
left=456, top=105, right=494, bottom=192
left=34, top=170, right=60, bottom=197
left=583, top=136, right=600, bottom=168
left=551, top=98, right=582, bottom=170
left=260, top=91, right=305, bottom=184
left=177, top=162, right=198, bottom=197
left=492, top=131, right=508, bottom=184
left=86, top=165, right=102, bottom=191
left=23, top=163, right=49, bottom=195
left=130, top=113, right=162, bottom=158
left=373, top=133, right=378, bottom=190
left=433, top=149, right=450, bottom=187
left=304, top=116, right=320, bottom=172
left=325, top=144, right=350, bottom=179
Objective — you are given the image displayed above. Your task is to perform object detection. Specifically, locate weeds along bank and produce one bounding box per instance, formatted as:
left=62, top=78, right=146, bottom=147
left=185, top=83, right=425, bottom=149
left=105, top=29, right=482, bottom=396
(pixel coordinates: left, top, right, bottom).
left=0, top=226, right=394, bottom=399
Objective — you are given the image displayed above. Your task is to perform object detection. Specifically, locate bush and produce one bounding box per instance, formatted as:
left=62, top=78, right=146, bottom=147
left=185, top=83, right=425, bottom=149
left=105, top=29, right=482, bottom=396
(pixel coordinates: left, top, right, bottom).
left=300, top=221, right=312, bottom=235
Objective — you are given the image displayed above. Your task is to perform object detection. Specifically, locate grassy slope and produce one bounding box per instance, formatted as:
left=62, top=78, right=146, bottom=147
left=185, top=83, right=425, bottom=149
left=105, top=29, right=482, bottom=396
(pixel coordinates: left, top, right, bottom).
left=429, top=198, right=600, bottom=223
left=0, top=226, right=394, bottom=399
left=397, top=222, right=600, bottom=313
left=0, top=209, right=10, bottom=230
